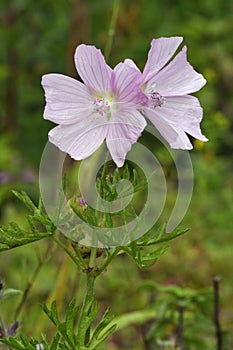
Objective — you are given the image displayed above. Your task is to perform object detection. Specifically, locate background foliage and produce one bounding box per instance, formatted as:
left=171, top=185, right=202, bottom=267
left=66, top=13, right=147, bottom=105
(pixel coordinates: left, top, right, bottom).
left=0, top=0, right=232, bottom=349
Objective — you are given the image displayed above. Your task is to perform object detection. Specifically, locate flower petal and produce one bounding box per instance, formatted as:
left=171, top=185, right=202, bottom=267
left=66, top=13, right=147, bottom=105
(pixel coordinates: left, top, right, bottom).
left=74, top=44, right=112, bottom=95
left=106, top=110, right=147, bottom=167
left=143, top=37, right=183, bottom=83
left=48, top=116, right=108, bottom=160
left=143, top=107, right=193, bottom=150
left=112, top=62, right=144, bottom=106
left=159, top=95, right=208, bottom=141
left=148, top=47, right=206, bottom=96
left=42, top=74, right=92, bottom=125
left=124, top=58, right=141, bottom=72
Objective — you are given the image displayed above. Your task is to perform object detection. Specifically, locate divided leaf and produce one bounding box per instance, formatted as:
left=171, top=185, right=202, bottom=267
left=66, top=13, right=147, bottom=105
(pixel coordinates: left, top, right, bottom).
left=0, top=191, right=56, bottom=252
left=0, top=223, right=53, bottom=252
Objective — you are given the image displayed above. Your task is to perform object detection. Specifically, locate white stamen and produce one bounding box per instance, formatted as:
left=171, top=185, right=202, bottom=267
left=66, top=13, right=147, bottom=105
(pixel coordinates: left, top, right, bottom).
left=93, top=98, right=110, bottom=117
left=149, top=90, right=165, bottom=108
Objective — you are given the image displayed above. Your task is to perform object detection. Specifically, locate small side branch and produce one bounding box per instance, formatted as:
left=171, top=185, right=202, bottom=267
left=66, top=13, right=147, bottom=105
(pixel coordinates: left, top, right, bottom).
left=213, top=276, right=222, bottom=350
left=175, top=305, right=185, bottom=350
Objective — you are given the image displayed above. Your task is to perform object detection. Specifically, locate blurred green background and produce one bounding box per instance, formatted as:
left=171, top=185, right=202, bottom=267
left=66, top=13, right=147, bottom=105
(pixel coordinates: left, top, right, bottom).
left=0, top=0, right=233, bottom=349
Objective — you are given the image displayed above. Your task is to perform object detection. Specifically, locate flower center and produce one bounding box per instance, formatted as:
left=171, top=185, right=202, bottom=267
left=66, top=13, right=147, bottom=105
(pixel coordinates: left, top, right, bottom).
left=149, top=90, right=165, bottom=108
left=93, top=97, right=111, bottom=117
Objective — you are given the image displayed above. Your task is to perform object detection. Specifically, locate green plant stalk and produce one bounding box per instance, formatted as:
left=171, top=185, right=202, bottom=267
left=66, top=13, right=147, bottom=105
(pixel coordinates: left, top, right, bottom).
left=104, top=0, right=120, bottom=62
left=89, top=246, right=98, bottom=269
left=71, top=243, right=89, bottom=270
left=53, top=236, right=87, bottom=270
left=76, top=272, right=95, bottom=347
left=61, top=2, right=121, bottom=347
left=90, top=152, right=110, bottom=269
left=0, top=314, right=5, bottom=336
left=89, top=0, right=121, bottom=272
left=97, top=247, right=121, bottom=275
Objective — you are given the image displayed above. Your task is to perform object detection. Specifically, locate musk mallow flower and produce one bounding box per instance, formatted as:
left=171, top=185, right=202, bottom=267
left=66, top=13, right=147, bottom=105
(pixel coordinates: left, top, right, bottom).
left=41, top=44, right=146, bottom=167
left=126, top=36, right=208, bottom=149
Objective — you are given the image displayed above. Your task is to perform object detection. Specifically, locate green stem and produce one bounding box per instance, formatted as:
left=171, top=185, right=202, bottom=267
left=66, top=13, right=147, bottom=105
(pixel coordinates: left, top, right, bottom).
left=97, top=151, right=109, bottom=212
left=71, top=243, right=89, bottom=270
left=101, top=152, right=110, bottom=181
left=77, top=272, right=96, bottom=347
left=89, top=246, right=97, bottom=269
left=0, top=314, right=5, bottom=336
left=72, top=3, right=121, bottom=347
left=53, top=236, right=86, bottom=270
left=104, top=0, right=120, bottom=62
left=97, top=247, right=121, bottom=275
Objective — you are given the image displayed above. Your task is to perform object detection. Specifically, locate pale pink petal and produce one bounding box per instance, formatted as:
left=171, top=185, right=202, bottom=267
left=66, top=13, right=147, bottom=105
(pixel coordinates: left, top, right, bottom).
left=112, top=62, right=143, bottom=105
left=74, top=44, right=112, bottom=95
left=106, top=110, right=147, bottom=167
left=143, top=37, right=183, bottom=83
left=42, top=74, right=92, bottom=125
left=149, top=47, right=206, bottom=96
left=159, top=95, right=208, bottom=141
left=48, top=116, right=108, bottom=160
left=124, top=58, right=141, bottom=72
left=143, top=107, right=193, bottom=150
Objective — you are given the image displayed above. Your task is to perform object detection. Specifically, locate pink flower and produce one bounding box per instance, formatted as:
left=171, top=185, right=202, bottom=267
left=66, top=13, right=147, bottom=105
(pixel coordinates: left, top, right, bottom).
left=42, top=45, right=146, bottom=167
left=78, top=196, right=86, bottom=209
left=128, top=37, right=208, bottom=149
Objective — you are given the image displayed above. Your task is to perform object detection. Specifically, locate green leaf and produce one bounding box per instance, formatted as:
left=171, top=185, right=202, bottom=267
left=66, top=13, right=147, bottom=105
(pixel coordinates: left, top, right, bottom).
left=152, top=227, right=189, bottom=244
left=0, top=335, right=36, bottom=350
left=106, top=309, right=156, bottom=332
left=84, top=300, right=99, bottom=331
left=65, top=300, right=79, bottom=344
left=40, top=334, right=50, bottom=350
left=57, top=323, right=76, bottom=350
left=12, top=190, right=38, bottom=213
left=91, top=308, right=115, bottom=341
left=0, top=223, right=53, bottom=252
left=70, top=204, right=86, bottom=222
left=90, top=324, right=117, bottom=349
left=113, top=167, right=120, bottom=183
left=59, top=344, right=70, bottom=350
left=32, top=214, right=55, bottom=227
left=137, top=225, right=189, bottom=247
left=50, top=333, right=60, bottom=350
left=0, top=190, right=56, bottom=252
left=100, top=178, right=113, bottom=194
left=105, top=212, right=113, bottom=228
left=76, top=298, right=98, bottom=347
left=132, top=168, right=139, bottom=186
left=85, top=206, right=98, bottom=226
left=42, top=302, right=77, bottom=350
left=1, top=288, right=23, bottom=299
left=41, top=301, right=59, bottom=327
left=122, top=163, right=130, bottom=180
left=138, top=246, right=169, bottom=268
